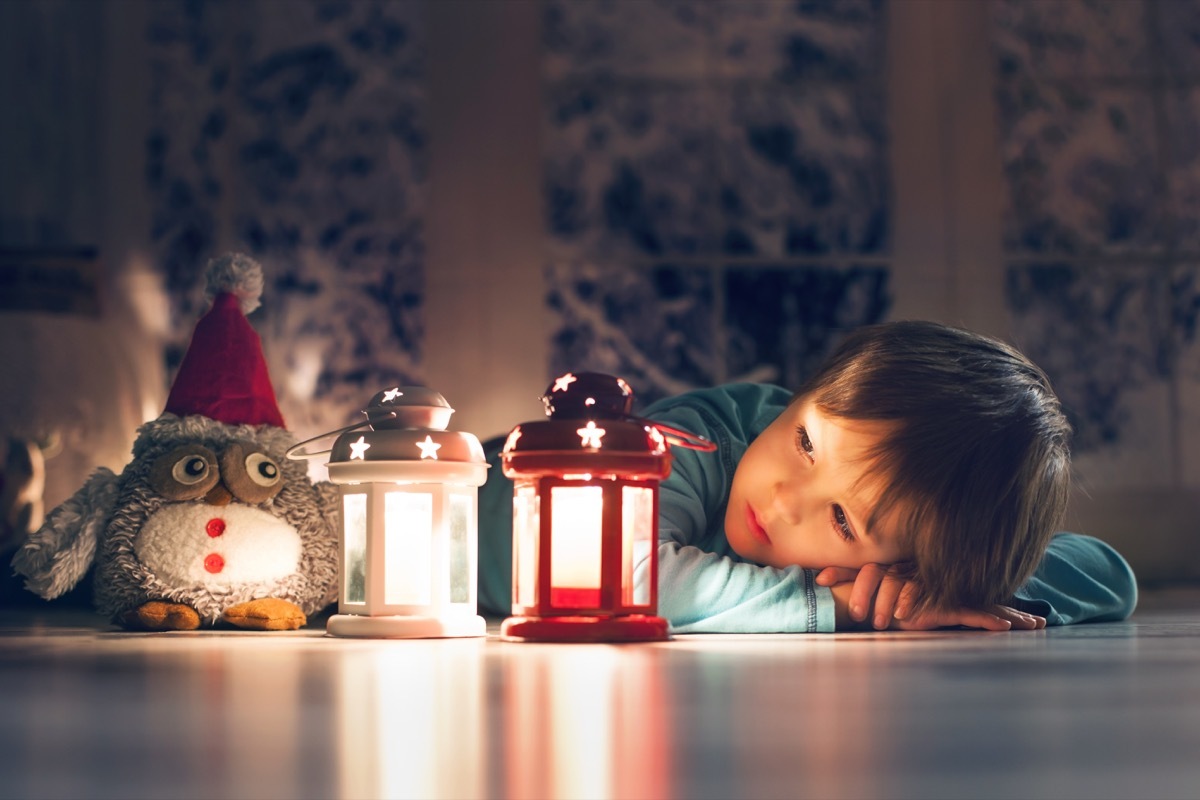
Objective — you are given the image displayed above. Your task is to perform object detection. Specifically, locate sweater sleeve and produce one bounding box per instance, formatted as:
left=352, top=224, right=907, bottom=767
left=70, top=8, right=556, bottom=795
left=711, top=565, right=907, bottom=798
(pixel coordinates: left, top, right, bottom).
left=476, top=438, right=514, bottom=617
left=1010, top=532, right=1138, bottom=625
left=657, top=540, right=835, bottom=633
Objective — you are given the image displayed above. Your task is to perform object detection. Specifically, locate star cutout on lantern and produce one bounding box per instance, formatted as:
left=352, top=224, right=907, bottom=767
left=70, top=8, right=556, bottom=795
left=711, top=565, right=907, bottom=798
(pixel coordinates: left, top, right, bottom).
left=504, top=427, right=523, bottom=451
left=647, top=426, right=666, bottom=449
left=349, top=436, right=371, bottom=460
left=552, top=373, right=577, bottom=393
left=417, top=435, right=442, bottom=460
left=382, top=388, right=403, bottom=402
left=577, top=421, right=606, bottom=448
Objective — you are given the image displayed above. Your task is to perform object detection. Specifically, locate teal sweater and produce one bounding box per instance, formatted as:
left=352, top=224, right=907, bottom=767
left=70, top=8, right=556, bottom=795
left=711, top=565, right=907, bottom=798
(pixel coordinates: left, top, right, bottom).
left=477, top=383, right=1138, bottom=632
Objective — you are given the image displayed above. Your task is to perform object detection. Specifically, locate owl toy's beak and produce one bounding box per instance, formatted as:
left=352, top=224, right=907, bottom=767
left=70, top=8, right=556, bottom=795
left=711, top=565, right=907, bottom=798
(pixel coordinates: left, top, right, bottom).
left=204, top=483, right=234, bottom=506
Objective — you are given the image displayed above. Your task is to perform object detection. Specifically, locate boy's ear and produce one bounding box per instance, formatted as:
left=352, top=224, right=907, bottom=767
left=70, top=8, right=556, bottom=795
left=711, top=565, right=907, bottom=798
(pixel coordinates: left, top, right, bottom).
left=11, top=467, right=120, bottom=600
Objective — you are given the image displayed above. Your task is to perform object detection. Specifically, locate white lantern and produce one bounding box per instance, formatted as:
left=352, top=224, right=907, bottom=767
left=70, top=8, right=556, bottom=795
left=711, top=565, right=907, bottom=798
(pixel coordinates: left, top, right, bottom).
left=292, top=387, right=488, bottom=638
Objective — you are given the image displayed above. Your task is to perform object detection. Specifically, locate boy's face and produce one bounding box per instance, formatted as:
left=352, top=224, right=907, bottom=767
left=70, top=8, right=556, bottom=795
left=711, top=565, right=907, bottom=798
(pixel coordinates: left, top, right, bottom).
left=724, top=398, right=909, bottom=570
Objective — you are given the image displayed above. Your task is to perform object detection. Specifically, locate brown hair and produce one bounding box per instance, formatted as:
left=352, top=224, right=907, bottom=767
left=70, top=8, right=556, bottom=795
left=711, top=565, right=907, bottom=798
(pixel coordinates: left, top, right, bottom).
left=796, top=320, right=1071, bottom=611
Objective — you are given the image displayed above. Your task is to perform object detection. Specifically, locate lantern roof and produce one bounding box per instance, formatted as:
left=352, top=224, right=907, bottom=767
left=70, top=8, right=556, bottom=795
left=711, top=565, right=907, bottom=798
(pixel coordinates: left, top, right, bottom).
left=363, top=386, right=454, bottom=430
left=502, top=372, right=672, bottom=480
left=325, top=386, right=488, bottom=486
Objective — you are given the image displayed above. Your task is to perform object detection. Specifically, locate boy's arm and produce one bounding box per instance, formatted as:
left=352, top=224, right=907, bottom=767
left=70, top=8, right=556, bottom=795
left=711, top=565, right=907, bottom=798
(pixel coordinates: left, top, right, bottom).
left=656, top=538, right=836, bottom=633
left=1009, top=531, right=1138, bottom=624
left=817, top=531, right=1137, bottom=628
left=818, top=567, right=1044, bottom=631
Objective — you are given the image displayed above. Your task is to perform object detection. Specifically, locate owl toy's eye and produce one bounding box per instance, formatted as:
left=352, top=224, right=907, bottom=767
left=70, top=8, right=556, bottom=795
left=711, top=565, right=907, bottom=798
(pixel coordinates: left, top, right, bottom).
left=245, top=452, right=282, bottom=488
left=173, top=455, right=212, bottom=485
left=220, top=442, right=284, bottom=504
left=151, top=445, right=220, bottom=500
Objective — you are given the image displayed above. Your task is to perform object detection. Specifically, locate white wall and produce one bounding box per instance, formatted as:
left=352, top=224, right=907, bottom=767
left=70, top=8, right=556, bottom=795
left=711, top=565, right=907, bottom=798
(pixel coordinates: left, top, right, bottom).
left=424, top=0, right=549, bottom=441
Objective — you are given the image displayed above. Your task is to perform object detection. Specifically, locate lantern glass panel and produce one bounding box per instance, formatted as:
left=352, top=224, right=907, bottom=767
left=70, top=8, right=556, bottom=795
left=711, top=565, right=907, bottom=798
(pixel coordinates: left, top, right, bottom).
left=622, top=485, right=654, bottom=606
left=550, top=485, right=603, bottom=608
left=343, top=492, right=368, bottom=605
left=449, top=493, right=472, bottom=604
left=385, top=491, right=433, bottom=605
left=513, top=483, right=539, bottom=607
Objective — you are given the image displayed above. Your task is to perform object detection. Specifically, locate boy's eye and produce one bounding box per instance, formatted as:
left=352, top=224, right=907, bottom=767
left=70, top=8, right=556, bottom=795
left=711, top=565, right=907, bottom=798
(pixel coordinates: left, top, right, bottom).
left=832, top=504, right=855, bottom=542
left=795, top=425, right=815, bottom=461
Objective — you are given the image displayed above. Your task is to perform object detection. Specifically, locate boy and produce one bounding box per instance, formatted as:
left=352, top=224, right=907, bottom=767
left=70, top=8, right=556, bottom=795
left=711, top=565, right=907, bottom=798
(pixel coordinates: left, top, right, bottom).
left=477, top=321, right=1138, bottom=632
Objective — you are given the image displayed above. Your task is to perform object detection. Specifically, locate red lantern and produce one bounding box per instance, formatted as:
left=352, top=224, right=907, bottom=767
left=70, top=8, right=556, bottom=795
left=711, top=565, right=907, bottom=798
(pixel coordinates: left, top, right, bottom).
left=500, top=372, right=714, bottom=643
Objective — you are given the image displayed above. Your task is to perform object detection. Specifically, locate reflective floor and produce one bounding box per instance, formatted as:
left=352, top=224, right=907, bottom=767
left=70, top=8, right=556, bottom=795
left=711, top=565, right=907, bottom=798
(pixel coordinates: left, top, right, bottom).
left=2, top=590, right=1199, bottom=800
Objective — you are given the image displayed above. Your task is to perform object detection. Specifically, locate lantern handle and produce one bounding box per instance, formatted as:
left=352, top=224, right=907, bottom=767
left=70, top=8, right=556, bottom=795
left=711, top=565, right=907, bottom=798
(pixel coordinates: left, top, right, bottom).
left=644, top=420, right=718, bottom=452
left=285, top=411, right=398, bottom=461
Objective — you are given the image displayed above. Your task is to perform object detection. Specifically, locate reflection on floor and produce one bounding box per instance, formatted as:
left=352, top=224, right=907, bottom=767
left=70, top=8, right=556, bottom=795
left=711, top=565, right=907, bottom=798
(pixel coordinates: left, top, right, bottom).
left=2, top=589, right=1199, bottom=800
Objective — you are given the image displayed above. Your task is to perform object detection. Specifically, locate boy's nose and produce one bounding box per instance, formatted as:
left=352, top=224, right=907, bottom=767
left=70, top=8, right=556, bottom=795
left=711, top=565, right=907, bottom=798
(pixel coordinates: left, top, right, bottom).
left=771, top=481, right=805, bottom=525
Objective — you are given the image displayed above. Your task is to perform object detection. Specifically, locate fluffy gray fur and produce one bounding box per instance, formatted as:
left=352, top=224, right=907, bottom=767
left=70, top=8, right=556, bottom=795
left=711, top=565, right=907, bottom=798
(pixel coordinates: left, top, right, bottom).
left=205, top=252, right=264, bottom=315
left=12, top=467, right=118, bottom=599
left=12, top=413, right=339, bottom=626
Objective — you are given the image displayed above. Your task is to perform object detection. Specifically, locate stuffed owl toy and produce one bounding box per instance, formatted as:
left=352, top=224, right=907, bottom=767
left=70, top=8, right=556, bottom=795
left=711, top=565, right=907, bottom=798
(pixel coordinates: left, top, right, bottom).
left=11, top=254, right=339, bottom=631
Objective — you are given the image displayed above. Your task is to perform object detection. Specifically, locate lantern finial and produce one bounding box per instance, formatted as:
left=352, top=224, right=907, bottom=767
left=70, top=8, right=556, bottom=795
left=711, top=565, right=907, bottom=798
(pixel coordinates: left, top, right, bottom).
left=542, top=372, right=634, bottom=419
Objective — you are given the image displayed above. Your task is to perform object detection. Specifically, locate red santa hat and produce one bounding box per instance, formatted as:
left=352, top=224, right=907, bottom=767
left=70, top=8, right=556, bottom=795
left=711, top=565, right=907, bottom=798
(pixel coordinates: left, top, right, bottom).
left=164, top=253, right=286, bottom=429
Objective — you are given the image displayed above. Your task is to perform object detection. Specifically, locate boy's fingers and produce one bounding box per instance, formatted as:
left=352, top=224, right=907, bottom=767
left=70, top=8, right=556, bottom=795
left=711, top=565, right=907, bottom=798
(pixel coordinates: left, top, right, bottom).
left=894, top=580, right=920, bottom=620
left=849, top=563, right=887, bottom=621
left=993, top=605, right=1046, bottom=630
left=814, top=566, right=857, bottom=586
left=964, top=610, right=1013, bottom=631
left=873, top=571, right=907, bottom=629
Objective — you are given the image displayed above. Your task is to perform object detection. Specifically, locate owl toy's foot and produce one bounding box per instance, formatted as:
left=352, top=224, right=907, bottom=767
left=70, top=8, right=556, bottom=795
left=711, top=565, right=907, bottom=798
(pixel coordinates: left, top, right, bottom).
left=123, top=601, right=202, bottom=631
left=222, top=598, right=306, bottom=631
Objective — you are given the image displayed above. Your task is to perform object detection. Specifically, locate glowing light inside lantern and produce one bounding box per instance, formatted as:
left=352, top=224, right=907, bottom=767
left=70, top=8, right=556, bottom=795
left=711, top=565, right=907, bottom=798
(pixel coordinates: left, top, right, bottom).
left=576, top=421, right=606, bottom=448
left=384, top=492, right=433, bottom=605
left=549, top=486, right=603, bottom=607
left=349, top=436, right=371, bottom=460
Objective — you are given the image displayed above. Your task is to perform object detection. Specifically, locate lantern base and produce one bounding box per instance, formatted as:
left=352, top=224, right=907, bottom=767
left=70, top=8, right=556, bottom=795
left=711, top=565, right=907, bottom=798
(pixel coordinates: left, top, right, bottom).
left=500, top=614, right=670, bottom=643
left=327, top=613, right=487, bottom=639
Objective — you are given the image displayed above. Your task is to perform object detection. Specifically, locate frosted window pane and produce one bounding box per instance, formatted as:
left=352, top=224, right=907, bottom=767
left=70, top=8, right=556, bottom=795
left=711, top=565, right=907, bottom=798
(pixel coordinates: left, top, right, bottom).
left=622, top=486, right=654, bottom=606
left=385, top=492, right=433, bottom=606
left=514, top=484, right=539, bottom=607
left=449, top=494, right=472, bottom=604
left=343, top=493, right=367, bottom=605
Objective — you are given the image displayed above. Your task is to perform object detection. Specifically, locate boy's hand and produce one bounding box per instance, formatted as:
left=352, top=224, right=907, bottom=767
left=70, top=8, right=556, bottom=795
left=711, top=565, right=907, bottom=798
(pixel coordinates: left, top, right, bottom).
left=816, top=563, right=918, bottom=629
left=817, top=564, right=1046, bottom=631
left=892, top=603, right=1046, bottom=631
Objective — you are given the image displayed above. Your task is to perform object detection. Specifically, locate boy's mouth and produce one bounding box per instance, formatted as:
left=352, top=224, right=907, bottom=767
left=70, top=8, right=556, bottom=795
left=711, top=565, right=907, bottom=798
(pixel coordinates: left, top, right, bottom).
left=746, top=506, right=771, bottom=545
